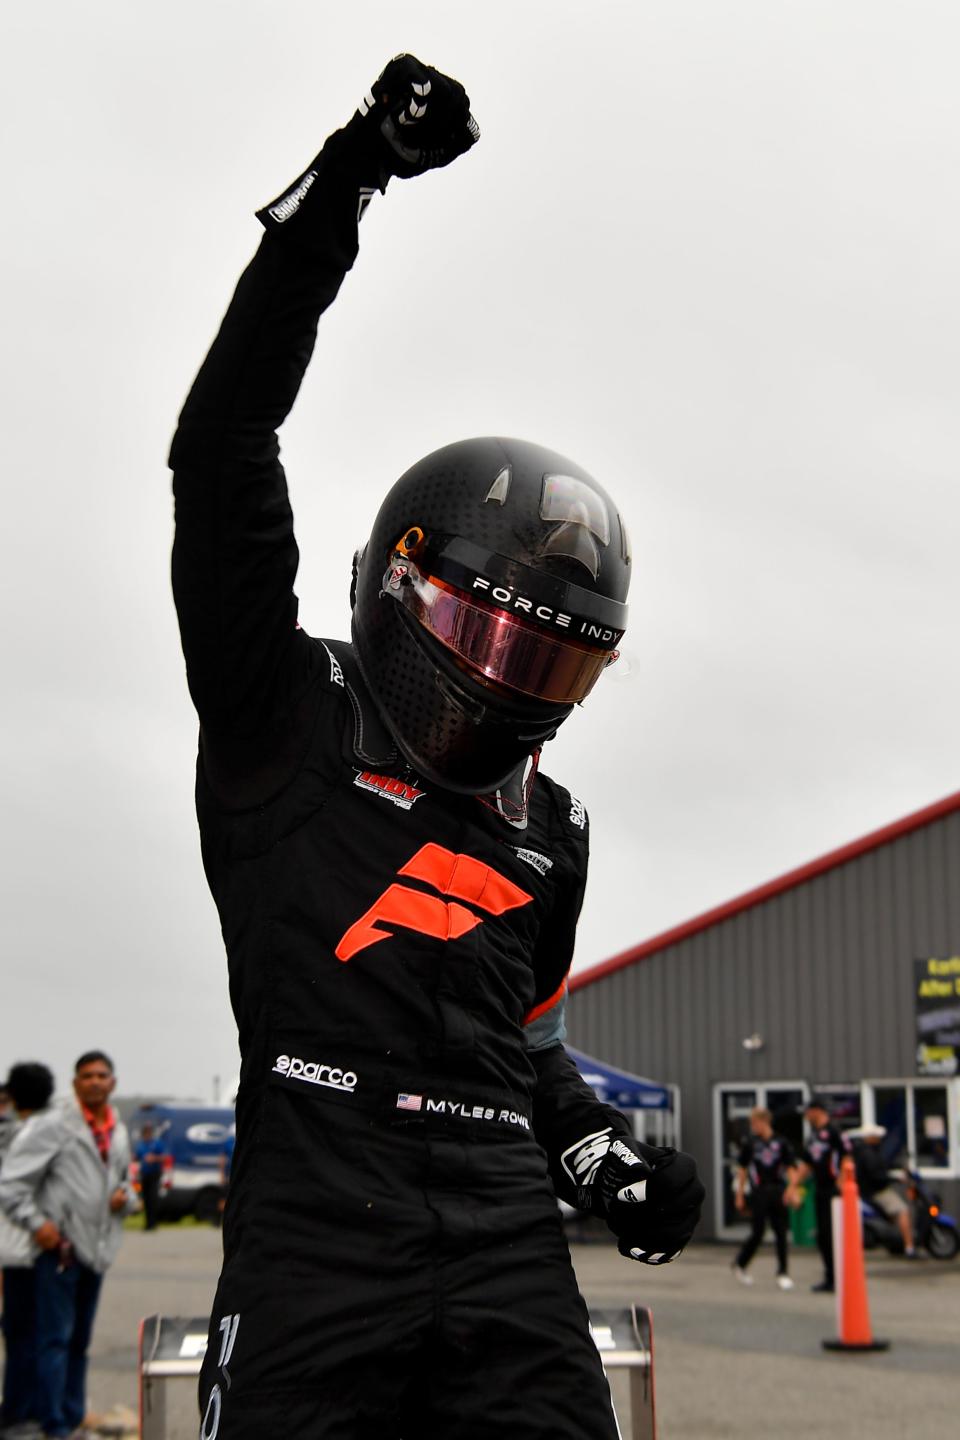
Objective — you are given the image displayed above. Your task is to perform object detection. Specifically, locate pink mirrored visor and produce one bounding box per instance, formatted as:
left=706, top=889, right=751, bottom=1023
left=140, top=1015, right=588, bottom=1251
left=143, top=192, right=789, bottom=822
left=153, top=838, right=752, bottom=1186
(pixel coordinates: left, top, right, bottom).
left=383, top=559, right=621, bottom=704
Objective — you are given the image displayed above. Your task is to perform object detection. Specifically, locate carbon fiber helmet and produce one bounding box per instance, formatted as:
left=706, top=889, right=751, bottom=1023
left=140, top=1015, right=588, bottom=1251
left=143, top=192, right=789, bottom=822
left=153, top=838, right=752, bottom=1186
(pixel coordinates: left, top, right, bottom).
left=351, top=437, right=631, bottom=794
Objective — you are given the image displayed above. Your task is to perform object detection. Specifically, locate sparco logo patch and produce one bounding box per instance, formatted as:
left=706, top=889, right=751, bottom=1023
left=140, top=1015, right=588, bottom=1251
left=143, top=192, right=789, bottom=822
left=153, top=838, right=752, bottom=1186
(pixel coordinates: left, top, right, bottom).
left=321, top=642, right=344, bottom=688
left=272, top=1055, right=357, bottom=1094
left=354, top=770, right=425, bottom=809
left=512, top=846, right=553, bottom=876
left=268, top=170, right=317, bottom=223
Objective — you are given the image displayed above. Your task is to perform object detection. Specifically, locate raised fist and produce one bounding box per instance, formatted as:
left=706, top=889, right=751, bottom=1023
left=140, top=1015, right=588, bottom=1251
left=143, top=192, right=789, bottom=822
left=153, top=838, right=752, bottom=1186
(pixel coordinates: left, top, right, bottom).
left=561, top=1128, right=704, bottom=1265
left=359, top=54, right=480, bottom=178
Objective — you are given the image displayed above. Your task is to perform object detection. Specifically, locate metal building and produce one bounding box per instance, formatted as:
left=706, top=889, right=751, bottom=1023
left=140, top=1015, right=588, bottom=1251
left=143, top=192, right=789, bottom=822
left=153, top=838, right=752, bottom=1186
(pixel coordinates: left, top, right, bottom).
left=566, top=791, right=960, bottom=1240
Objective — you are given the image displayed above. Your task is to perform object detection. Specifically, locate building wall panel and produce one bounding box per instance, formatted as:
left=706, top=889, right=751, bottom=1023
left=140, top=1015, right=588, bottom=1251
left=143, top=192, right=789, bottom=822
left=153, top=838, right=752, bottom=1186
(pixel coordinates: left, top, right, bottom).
left=567, top=809, right=960, bottom=1237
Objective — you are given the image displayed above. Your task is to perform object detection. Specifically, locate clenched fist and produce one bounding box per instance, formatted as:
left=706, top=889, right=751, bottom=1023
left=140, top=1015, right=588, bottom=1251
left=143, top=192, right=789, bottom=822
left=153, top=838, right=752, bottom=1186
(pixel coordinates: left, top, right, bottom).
left=561, top=1128, right=705, bottom=1265
left=358, top=53, right=480, bottom=178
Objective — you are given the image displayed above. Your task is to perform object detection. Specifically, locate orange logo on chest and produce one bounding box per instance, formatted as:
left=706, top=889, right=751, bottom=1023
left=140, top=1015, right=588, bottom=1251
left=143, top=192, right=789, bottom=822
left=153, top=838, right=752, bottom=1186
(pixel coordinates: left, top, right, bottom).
left=335, top=842, right=533, bottom=961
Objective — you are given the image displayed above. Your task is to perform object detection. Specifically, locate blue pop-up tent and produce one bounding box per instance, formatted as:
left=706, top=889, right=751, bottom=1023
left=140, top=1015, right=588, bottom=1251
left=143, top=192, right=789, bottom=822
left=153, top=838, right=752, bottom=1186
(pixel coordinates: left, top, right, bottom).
left=567, top=1047, right=671, bottom=1111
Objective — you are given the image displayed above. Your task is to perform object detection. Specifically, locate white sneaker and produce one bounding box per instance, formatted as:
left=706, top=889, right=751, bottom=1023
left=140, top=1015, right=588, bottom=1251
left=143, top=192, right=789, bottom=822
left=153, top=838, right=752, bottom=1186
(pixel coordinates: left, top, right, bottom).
left=732, top=1264, right=754, bottom=1286
left=776, top=1274, right=795, bottom=1291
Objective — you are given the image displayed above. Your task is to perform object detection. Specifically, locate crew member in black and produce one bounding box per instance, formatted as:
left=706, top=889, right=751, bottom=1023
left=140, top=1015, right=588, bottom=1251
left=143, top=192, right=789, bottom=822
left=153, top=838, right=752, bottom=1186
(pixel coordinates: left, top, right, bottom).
left=732, top=1107, right=798, bottom=1290
left=170, top=54, right=703, bottom=1439
left=793, top=1095, right=849, bottom=1292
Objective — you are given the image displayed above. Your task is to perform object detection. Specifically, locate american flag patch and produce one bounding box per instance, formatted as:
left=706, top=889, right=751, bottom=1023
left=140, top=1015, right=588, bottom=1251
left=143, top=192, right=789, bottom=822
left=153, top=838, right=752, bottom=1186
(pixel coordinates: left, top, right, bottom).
left=396, top=1093, right=423, bottom=1112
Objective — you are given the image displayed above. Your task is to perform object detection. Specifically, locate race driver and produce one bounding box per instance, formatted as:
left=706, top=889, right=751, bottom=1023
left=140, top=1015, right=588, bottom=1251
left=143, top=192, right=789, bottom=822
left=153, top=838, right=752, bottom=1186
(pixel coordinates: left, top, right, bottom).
left=170, top=55, right=704, bottom=1439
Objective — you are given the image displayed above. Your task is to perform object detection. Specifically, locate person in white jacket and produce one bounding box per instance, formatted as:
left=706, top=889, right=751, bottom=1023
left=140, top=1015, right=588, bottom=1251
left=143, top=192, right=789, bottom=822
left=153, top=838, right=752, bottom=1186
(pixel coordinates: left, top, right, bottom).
left=0, top=1052, right=132, bottom=1440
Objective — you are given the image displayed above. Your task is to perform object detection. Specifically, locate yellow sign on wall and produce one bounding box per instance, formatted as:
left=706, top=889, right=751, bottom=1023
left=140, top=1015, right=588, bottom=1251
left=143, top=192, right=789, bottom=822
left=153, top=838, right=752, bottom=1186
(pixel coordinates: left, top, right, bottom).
left=915, top=957, right=960, bottom=1077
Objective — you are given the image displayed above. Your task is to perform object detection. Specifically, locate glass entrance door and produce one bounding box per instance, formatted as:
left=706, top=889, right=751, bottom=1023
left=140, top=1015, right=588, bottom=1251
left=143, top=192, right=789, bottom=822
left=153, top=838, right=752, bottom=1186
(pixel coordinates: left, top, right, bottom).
left=713, top=1081, right=809, bottom=1239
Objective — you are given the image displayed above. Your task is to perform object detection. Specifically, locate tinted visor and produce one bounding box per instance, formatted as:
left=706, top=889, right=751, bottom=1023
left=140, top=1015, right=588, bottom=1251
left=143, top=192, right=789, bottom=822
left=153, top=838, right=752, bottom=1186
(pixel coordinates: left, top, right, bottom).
left=383, top=558, right=619, bottom=704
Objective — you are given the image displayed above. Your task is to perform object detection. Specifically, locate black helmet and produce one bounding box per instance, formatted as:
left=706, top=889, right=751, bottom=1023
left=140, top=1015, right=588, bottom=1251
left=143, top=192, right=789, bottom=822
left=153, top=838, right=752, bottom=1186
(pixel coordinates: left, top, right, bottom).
left=351, top=436, right=631, bottom=794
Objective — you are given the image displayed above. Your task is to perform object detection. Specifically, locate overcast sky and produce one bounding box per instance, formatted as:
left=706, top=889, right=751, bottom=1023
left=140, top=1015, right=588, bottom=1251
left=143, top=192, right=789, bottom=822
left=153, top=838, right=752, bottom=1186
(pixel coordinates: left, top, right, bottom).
left=2, top=1, right=958, bottom=1100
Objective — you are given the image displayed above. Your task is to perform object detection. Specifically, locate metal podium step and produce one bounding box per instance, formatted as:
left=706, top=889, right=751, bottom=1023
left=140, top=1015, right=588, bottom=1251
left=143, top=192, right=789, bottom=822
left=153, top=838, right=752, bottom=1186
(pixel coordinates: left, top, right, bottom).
left=588, top=1304, right=656, bottom=1439
left=139, top=1304, right=655, bottom=1438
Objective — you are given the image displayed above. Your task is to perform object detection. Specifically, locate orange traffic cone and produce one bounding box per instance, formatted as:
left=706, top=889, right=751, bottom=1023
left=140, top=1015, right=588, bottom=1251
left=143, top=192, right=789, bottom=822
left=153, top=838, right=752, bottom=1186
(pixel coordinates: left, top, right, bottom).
left=823, top=1156, right=890, bottom=1352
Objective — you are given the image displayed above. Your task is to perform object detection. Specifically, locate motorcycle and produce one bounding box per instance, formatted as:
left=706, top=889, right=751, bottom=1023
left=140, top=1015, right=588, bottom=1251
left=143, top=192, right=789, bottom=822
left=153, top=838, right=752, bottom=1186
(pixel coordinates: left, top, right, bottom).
left=861, top=1170, right=958, bottom=1259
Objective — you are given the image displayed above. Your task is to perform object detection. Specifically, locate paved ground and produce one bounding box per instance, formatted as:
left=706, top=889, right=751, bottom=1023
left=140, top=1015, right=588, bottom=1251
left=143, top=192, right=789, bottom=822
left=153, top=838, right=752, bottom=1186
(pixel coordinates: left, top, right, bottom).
left=74, top=1226, right=959, bottom=1437
left=575, top=1240, right=960, bottom=1438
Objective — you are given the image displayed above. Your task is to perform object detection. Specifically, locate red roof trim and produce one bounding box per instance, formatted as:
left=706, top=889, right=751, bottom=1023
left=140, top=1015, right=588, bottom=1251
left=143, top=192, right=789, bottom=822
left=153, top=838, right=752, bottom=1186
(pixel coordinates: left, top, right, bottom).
left=571, top=789, right=960, bottom=992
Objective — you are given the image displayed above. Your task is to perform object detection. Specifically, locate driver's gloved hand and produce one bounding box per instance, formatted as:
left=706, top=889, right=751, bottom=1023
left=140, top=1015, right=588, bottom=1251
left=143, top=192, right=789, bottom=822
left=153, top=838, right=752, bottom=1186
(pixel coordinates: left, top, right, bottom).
left=256, top=53, right=479, bottom=238
left=560, top=1128, right=704, bottom=1264
left=357, top=53, right=480, bottom=179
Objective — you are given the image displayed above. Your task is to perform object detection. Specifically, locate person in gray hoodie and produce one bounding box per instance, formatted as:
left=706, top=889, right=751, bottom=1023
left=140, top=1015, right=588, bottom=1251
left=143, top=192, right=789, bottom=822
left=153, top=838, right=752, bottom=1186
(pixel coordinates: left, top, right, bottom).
left=0, top=1052, right=132, bottom=1440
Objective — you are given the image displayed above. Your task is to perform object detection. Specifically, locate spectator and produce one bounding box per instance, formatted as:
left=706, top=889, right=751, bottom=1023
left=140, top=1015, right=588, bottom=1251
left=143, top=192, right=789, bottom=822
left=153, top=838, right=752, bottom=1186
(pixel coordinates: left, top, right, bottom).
left=0, top=1085, right=16, bottom=1159
left=850, top=1123, right=917, bottom=1258
left=0, top=1062, right=55, bottom=1439
left=791, top=1095, right=851, bottom=1293
left=133, top=1123, right=167, bottom=1232
left=732, top=1106, right=800, bottom=1290
left=0, top=1051, right=133, bottom=1440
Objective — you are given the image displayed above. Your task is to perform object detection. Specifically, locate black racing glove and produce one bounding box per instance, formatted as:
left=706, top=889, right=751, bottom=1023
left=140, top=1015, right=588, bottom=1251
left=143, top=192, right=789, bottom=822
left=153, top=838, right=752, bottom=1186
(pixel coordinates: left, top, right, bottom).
left=560, top=1128, right=704, bottom=1265
left=256, top=54, right=478, bottom=241
left=358, top=53, right=480, bottom=179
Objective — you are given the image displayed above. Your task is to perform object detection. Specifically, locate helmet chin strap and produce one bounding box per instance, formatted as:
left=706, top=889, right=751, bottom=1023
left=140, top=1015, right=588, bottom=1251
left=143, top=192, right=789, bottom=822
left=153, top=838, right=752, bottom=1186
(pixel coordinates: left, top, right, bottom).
left=476, top=750, right=540, bottom=831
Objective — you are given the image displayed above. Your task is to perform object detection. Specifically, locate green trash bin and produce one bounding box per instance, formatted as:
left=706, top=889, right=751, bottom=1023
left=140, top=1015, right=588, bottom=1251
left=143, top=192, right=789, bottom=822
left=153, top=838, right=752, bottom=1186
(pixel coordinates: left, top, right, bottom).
left=790, top=1183, right=817, bottom=1248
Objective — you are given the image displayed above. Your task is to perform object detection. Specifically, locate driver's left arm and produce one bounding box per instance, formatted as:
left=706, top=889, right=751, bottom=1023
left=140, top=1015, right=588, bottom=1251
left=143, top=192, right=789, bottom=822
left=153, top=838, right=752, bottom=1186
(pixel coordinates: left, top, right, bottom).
left=524, top=787, right=704, bottom=1264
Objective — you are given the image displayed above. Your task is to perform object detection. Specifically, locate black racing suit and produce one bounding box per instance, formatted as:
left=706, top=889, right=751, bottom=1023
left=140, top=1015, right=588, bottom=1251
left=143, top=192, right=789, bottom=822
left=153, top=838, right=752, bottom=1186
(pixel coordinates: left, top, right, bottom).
left=735, top=1134, right=796, bottom=1276
left=171, top=116, right=634, bottom=1439
left=801, top=1123, right=849, bottom=1286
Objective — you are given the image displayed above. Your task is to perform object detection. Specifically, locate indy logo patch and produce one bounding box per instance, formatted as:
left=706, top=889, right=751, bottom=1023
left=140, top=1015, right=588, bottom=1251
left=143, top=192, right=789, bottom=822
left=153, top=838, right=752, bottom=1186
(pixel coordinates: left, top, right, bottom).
left=353, top=770, right=425, bottom=810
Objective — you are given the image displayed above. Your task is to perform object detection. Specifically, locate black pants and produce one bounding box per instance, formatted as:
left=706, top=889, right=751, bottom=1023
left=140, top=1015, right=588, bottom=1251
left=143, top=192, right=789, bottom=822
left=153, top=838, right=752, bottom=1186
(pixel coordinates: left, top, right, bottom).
left=736, top=1185, right=790, bottom=1275
left=198, top=1098, right=619, bottom=1439
left=141, top=1171, right=162, bottom=1229
left=815, top=1187, right=836, bottom=1284
left=1, top=1265, right=38, bottom=1426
